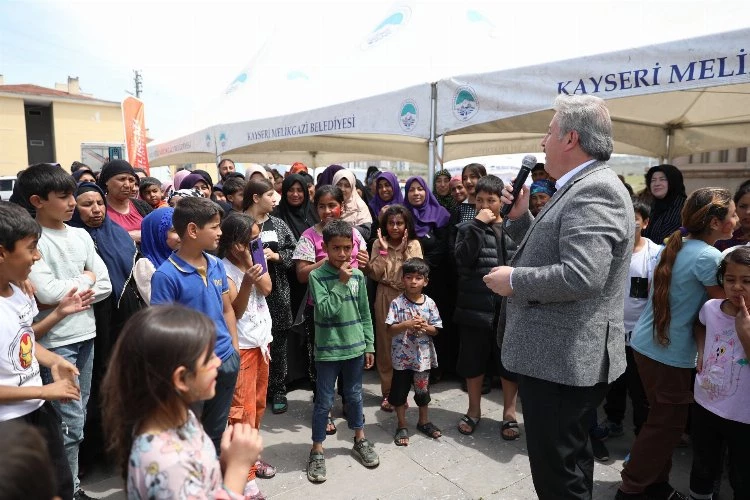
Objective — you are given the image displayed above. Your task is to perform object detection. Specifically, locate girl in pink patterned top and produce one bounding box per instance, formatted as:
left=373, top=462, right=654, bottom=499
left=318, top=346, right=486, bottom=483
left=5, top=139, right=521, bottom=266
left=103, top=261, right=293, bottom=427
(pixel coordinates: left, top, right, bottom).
left=101, top=306, right=263, bottom=499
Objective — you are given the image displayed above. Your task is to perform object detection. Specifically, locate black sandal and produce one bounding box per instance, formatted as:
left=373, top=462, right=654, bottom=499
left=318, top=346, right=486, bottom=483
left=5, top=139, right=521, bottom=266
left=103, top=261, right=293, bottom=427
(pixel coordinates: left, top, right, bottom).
left=457, top=414, right=480, bottom=435
left=416, top=422, right=442, bottom=439
left=393, top=427, right=409, bottom=446
left=271, top=394, right=288, bottom=414
left=501, top=420, right=521, bottom=441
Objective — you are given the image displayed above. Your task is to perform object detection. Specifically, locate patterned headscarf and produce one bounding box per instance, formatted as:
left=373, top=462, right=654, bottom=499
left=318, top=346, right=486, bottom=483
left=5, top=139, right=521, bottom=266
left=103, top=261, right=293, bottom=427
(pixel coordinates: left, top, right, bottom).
left=433, top=169, right=456, bottom=211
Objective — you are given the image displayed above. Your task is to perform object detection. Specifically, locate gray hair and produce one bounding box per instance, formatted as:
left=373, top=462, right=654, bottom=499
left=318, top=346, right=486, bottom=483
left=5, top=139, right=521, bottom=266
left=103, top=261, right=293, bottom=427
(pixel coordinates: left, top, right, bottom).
left=553, top=95, right=613, bottom=161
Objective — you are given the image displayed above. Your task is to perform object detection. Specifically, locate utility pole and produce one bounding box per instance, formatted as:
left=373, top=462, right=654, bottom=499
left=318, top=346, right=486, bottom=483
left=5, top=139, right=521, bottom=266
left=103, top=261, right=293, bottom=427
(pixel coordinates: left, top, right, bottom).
left=133, top=70, right=143, bottom=98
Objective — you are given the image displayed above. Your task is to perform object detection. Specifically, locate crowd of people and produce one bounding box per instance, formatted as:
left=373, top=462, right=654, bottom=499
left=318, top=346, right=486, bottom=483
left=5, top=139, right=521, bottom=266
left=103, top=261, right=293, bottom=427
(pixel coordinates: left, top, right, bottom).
left=0, top=94, right=748, bottom=500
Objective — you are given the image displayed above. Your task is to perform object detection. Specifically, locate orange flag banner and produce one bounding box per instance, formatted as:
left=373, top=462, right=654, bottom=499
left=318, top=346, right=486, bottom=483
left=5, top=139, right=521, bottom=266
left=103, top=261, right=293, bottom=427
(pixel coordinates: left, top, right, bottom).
left=122, top=97, right=150, bottom=173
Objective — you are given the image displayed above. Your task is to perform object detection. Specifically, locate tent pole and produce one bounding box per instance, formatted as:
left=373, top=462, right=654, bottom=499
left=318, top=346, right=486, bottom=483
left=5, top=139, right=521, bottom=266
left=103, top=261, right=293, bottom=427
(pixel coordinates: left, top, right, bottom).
left=665, top=126, right=674, bottom=164
left=427, top=83, right=437, bottom=187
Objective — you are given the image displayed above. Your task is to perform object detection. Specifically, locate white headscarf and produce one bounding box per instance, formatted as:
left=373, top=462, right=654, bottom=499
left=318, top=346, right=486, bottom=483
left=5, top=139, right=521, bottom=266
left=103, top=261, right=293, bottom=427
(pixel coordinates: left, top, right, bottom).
left=246, top=165, right=281, bottom=206
left=332, top=169, right=372, bottom=226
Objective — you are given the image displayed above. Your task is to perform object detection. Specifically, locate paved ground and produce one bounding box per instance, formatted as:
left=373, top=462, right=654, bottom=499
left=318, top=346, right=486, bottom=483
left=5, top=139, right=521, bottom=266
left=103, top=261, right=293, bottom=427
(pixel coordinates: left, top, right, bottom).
left=82, top=369, right=716, bottom=499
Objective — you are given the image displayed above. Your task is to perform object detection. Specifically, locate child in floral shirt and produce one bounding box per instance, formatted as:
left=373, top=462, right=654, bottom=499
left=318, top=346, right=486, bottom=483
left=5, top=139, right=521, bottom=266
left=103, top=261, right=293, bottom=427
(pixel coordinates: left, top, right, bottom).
left=385, top=257, right=442, bottom=446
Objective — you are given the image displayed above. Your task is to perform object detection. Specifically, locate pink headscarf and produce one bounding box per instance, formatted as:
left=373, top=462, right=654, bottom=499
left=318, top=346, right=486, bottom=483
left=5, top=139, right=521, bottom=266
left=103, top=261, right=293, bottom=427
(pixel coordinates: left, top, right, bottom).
left=172, top=170, right=191, bottom=190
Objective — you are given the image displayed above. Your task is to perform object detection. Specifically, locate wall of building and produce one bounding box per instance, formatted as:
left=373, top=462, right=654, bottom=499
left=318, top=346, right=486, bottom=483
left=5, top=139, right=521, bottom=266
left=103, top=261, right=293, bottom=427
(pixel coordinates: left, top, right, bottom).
left=52, top=101, right=123, bottom=171
left=0, top=96, right=29, bottom=176
left=673, top=149, right=750, bottom=195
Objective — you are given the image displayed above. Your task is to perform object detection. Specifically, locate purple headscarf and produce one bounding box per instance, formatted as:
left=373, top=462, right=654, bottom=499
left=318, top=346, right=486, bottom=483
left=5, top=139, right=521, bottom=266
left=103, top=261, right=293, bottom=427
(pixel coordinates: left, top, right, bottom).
left=403, top=176, right=451, bottom=237
left=369, top=171, right=404, bottom=216
left=315, top=164, right=344, bottom=189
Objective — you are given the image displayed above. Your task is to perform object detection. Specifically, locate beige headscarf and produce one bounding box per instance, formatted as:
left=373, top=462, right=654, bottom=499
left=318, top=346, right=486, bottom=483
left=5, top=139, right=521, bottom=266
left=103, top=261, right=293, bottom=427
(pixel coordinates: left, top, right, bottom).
left=332, top=169, right=372, bottom=226
left=246, top=165, right=281, bottom=206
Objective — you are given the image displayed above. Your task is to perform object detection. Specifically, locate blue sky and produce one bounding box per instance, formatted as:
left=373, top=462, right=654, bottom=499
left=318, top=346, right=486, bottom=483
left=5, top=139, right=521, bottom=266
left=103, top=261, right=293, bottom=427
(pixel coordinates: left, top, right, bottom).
left=2, top=0, right=748, bottom=144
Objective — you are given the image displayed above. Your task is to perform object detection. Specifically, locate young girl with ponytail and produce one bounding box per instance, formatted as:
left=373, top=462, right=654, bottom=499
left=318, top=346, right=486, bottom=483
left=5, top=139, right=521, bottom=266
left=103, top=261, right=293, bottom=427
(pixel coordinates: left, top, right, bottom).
left=616, top=187, right=738, bottom=500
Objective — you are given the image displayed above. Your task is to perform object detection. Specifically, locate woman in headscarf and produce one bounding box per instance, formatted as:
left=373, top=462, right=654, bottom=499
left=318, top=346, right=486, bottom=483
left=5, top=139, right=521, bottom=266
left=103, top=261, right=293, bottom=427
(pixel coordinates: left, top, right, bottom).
left=272, top=174, right=319, bottom=384
left=315, top=164, right=344, bottom=189
left=245, top=165, right=281, bottom=205
left=369, top=171, right=404, bottom=218
left=73, top=168, right=97, bottom=184
left=403, top=175, right=455, bottom=381
left=134, top=207, right=179, bottom=303
left=172, top=169, right=191, bottom=190
left=273, top=174, right=318, bottom=240
left=179, top=173, right=212, bottom=198
left=433, top=169, right=456, bottom=211
left=68, top=182, right=144, bottom=468
left=333, top=168, right=373, bottom=240
left=289, top=161, right=308, bottom=175
left=642, top=164, right=687, bottom=245
left=449, top=175, right=467, bottom=205
left=529, top=179, right=556, bottom=217
left=97, top=159, right=152, bottom=243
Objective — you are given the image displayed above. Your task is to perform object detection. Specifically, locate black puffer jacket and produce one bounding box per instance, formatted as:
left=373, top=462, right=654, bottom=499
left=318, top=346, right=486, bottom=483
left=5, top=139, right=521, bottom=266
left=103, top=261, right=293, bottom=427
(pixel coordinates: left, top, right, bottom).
left=453, top=219, right=514, bottom=329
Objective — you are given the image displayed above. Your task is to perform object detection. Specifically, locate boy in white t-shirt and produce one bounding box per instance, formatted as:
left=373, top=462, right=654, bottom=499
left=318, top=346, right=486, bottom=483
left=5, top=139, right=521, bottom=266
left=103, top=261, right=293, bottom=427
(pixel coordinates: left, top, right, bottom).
left=597, top=200, right=662, bottom=438
left=0, top=201, right=95, bottom=500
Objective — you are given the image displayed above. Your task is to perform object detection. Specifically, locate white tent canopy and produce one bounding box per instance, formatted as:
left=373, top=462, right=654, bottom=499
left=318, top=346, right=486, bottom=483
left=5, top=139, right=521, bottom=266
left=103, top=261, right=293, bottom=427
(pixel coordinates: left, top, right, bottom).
left=149, top=3, right=750, bottom=168
left=148, top=2, right=521, bottom=167
left=437, top=28, right=750, bottom=161
left=148, top=126, right=217, bottom=166
left=217, top=84, right=432, bottom=166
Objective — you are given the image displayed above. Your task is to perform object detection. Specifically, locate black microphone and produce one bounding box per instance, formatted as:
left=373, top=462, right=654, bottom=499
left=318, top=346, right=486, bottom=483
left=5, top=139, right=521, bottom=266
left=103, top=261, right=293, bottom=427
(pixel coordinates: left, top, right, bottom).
left=500, top=154, right=537, bottom=217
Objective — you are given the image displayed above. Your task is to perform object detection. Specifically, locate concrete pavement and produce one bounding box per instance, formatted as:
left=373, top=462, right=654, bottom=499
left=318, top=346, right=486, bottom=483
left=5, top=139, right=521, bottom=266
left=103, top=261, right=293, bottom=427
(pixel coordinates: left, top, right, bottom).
left=82, top=369, right=712, bottom=499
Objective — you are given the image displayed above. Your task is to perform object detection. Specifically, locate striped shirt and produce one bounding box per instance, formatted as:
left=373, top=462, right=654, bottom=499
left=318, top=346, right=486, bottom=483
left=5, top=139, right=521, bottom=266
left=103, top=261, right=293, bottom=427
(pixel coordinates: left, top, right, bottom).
left=309, top=262, right=374, bottom=362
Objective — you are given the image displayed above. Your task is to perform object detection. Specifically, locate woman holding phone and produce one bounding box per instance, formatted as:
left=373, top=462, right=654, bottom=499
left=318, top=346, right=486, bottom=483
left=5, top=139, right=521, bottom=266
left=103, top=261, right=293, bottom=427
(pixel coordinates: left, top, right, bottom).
left=243, top=179, right=298, bottom=418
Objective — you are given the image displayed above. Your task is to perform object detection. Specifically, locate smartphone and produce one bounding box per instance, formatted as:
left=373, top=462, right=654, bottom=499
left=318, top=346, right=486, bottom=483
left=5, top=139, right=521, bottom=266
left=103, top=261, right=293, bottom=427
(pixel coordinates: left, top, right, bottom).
left=249, top=236, right=268, bottom=274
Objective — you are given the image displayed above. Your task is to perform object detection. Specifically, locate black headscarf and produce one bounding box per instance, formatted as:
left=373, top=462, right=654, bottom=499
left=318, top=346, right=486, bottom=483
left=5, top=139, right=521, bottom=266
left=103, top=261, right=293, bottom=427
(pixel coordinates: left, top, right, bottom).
left=68, top=182, right=137, bottom=303
left=97, top=159, right=136, bottom=191
left=643, top=164, right=687, bottom=243
left=273, top=174, right=318, bottom=239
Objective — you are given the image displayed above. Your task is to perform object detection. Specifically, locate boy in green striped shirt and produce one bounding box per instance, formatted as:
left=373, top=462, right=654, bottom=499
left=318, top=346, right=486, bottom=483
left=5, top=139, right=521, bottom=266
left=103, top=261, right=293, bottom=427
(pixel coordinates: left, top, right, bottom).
left=306, top=220, right=378, bottom=483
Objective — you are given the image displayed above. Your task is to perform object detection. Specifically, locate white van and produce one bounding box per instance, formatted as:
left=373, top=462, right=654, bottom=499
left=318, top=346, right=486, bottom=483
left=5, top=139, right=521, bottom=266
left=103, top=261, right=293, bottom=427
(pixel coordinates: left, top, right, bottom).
left=0, top=176, right=16, bottom=201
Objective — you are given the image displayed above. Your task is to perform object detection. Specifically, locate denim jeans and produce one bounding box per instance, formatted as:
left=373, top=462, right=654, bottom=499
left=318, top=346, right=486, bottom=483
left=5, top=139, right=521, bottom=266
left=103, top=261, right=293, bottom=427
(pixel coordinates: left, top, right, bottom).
left=192, top=349, right=240, bottom=454
left=312, top=355, right=364, bottom=444
left=40, top=338, right=94, bottom=494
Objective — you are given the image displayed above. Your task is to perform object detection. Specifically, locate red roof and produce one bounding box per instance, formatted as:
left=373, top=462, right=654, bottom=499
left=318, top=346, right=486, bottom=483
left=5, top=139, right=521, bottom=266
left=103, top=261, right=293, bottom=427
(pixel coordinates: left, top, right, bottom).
left=0, top=84, right=115, bottom=103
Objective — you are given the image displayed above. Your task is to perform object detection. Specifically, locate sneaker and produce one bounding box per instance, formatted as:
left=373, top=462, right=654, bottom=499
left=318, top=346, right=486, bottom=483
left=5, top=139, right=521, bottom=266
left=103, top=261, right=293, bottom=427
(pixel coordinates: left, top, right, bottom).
left=352, top=438, right=380, bottom=468
left=307, top=451, right=326, bottom=483
left=605, top=420, right=624, bottom=437
left=74, top=490, right=95, bottom=500
left=591, top=438, right=609, bottom=462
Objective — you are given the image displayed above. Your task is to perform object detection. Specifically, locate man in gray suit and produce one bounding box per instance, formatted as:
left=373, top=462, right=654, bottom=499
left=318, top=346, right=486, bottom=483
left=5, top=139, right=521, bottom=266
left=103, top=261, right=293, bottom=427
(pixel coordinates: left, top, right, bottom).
left=484, top=94, right=635, bottom=499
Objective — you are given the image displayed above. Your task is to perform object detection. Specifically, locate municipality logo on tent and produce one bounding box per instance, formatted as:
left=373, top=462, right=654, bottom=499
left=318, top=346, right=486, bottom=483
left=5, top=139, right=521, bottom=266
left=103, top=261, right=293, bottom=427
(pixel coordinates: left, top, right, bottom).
left=225, top=72, right=248, bottom=95
left=362, top=5, right=411, bottom=50
left=399, top=99, right=418, bottom=132
left=453, top=86, right=479, bottom=121
left=219, top=132, right=227, bottom=149
left=205, top=134, right=212, bottom=149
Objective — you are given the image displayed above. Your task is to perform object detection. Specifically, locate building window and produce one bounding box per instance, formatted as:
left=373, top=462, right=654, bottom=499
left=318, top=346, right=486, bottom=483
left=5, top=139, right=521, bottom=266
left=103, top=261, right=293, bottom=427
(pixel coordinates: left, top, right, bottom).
left=701, top=152, right=711, bottom=163
left=738, top=147, right=748, bottom=163
left=719, top=150, right=729, bottom=162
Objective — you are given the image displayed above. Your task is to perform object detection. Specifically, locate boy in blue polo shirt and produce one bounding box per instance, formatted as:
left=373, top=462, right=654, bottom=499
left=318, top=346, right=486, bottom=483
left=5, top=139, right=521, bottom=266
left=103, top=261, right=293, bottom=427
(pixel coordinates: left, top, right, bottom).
left=150, top=197, right=239, bottom=452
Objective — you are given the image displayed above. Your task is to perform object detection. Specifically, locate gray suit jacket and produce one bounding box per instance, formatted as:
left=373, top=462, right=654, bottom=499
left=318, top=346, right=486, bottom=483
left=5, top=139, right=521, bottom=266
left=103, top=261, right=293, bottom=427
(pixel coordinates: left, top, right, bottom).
left=501, top=161, right=635, bottom=387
